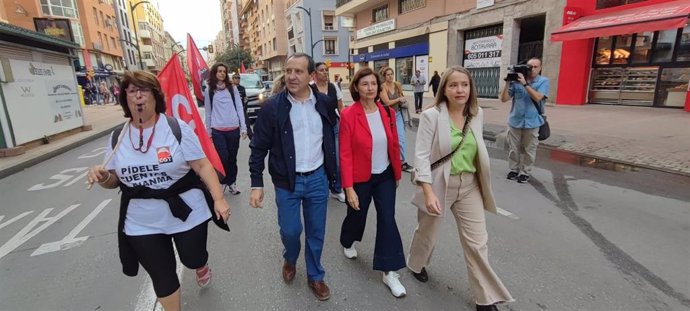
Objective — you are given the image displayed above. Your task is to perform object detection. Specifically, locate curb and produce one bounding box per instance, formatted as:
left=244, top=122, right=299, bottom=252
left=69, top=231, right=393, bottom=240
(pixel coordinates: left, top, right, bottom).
left=0, top=122, right=125, bottom=179
left=408, top=116, right=690, bottom=178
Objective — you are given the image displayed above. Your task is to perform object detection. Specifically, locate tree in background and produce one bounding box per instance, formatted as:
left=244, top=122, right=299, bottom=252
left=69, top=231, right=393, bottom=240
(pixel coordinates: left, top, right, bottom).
left=214, top=45, right=254, bottom=73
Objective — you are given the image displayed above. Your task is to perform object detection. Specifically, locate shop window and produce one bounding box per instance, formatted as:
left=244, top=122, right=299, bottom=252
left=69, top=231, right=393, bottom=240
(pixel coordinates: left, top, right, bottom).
left=677, top=25, right=690, bottom=62
left=613, top=34, right=633, bottom=64
left=399, top=0, right=425, bottom=14
left=374, top=60, right=389, bottom=75
left=658, top=68, right=690, bottom=107
left=632, top=32, right=653, bottom=64
left=395, top=57, right=413, bottom=86
left=595, top=36, right=613, bottom=65
left=373, top=5, right=388, bottom=23
left=652, top=29, right=677, bottom=63
left=596, top=0, right=646, bottom=10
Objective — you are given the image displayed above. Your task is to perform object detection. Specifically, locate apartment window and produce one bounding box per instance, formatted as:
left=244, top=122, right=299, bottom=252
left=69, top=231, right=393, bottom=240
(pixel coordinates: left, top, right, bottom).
left=104, top=35, right=110, bottom=49
left=93, top=8, right=99, bottom=25
left=100, top=11, right=105, bottom=27
left=373, top=5, right=388, bottom=23
left=272, top=38, right=277, bottom=51
left=111, top=37, right=117, bottom=50
left=322, top=11, right=336, bottom=31
left=399, top=0, right=425, bottom=14
left=596, top=0, right=647, bottom=9
left=324, top=37, right=337, bottom=55
left=71, top=21, right=85, bottom=47
left=40, top=0, right=78, bottom=18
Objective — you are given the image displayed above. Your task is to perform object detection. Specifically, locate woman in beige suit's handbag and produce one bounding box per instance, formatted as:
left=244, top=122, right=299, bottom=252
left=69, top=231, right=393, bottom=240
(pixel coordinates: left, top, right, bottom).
left=408, top=66, right=513, bottom=311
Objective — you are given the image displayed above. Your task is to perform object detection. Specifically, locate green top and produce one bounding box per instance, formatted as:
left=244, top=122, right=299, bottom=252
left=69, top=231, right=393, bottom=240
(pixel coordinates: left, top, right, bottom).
left=450, top=122, right=477, bottom=175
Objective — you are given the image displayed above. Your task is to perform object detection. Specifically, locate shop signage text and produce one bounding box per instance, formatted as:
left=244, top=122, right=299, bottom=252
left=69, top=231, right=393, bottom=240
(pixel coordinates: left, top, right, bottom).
left=353, top=43, right=429, bottom=62
left=463, top=35, right=503, bottom=68
left=357, top=19, right=396, bottom=39
left=477, top=0, right=495, bottom=9
left=563, top=6, right=581, bottom=25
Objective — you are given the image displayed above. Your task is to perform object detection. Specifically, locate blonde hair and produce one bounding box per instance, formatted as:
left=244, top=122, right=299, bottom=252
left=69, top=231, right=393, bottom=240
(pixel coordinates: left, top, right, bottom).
left=379, top=67, right=403, bottom=96
left=272, top=74, right=286, bottom=95
left=434, top=66, right=478, bottom=117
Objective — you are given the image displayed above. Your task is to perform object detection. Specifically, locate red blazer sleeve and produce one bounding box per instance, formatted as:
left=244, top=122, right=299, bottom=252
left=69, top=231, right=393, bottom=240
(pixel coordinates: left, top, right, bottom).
left=385, top=106, right=402, bottom=181
left=339, top=107, right=355, bottom=188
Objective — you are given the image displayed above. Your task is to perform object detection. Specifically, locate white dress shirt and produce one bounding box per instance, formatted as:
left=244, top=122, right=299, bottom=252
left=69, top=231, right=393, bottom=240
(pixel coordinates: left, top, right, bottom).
left=288, top=89, right=324, bottom=172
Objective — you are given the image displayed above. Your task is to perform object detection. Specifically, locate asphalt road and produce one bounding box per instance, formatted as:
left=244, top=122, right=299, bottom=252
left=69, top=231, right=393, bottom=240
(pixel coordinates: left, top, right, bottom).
left=0, top=126, right=688, bottom=311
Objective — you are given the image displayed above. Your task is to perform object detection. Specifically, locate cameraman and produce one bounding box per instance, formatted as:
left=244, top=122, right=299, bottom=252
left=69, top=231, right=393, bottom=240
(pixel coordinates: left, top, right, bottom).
left=500, top=57, right=549, bottom=183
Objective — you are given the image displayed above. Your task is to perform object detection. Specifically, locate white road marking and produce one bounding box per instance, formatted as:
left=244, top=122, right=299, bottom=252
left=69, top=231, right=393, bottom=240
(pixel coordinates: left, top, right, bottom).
left=496, top=207, right=520, bottom=220
left=27, top=167, right=88, bottom=191
left=0, top=212, right=34, bottom=230
left=135, top=244, right=183, bottom=311
left=31, top=199, right=111, bottom=256
left=0, top=205, right=79, bottom=260
left=77, top=147, right=108, bottom=159
left=62, top=170, right=89, bottom=187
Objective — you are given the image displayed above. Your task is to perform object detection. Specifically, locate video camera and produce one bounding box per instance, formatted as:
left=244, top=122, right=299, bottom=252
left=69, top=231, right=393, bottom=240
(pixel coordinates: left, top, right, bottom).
left=506, top=64, right=532, bottom=82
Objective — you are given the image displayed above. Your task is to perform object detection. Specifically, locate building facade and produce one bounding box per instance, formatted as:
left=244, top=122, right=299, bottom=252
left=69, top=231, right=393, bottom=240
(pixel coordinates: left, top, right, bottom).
left=552, top=0, right=690, bottom=111
left=287, top=0, right=352, bottom=81
left=258, top=0, right=287, bottom=80
left=75, top=0, right=125, bottom=76
left=336, top=0, right=474, bottom=93
left=132, top=0, right=165, bottom=73
left=114, top=0, right=138, bottom=70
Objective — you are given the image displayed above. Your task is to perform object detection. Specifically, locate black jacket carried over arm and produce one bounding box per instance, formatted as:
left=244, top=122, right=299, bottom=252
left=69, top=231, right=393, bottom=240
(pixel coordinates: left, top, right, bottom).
left=117, top=170, right=228, bottom=277
left=248, top=89, right=338, bottom=192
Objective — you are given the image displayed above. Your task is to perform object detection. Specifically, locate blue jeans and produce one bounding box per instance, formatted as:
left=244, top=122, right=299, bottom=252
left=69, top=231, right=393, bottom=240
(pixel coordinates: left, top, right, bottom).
left=274, top=166, right=329, bottom=281
left=332, top=121, right=342, bottom=194
left=340, top=166, right=405, bottom=271
left=211, top=129, right=240, bottom=185
left=395, top=110, right=407, bottom=163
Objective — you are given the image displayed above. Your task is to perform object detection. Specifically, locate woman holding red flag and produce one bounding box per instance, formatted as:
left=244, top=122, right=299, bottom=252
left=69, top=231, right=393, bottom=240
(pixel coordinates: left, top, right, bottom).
left=87, top=71, right=230, bottom=311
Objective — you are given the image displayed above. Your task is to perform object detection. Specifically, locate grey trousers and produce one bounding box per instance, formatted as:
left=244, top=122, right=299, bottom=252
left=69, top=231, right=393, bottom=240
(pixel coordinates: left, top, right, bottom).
left=507, top=126, right=539, bottom=176
left=408, top=173, right=513, bottom=305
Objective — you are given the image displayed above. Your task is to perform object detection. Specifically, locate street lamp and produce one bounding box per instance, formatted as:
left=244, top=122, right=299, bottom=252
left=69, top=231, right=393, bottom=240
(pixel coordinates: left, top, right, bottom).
left=295, top=6, right=314, bottom=57
left=130, top=0, right=150, bottom=70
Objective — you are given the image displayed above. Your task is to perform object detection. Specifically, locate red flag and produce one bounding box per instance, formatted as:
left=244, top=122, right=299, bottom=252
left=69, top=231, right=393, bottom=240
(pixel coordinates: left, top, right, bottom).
left=186, top=34, right=209, bottom=102
left=240, top=62, right=246, bottom=73
left=158, top=54, right=225, bottom=176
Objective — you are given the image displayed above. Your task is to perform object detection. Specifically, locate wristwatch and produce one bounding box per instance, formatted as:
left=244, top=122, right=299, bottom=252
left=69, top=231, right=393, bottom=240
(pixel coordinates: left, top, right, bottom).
left=522, top=82, right=529, bottom=87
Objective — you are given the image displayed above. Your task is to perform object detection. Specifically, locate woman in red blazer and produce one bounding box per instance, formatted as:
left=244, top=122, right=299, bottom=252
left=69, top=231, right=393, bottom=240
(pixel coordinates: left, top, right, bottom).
left=339, top=67, right=407, bottom=298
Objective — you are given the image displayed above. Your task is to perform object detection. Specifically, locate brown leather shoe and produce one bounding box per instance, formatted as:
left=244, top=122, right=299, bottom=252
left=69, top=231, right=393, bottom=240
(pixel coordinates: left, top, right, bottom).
left=282, top=261, right=295, bottom=283
left=308, top=280, right=331, bottom=301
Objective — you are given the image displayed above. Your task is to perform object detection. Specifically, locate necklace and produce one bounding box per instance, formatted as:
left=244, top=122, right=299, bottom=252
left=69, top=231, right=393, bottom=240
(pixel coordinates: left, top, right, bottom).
left=129, top=114, right=158, bottom=153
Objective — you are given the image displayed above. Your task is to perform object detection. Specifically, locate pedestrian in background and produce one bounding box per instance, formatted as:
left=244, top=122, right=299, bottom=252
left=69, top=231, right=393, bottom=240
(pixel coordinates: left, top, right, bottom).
left=408, top=66, right=513, bottom=311
left=500, top=57, right=549, bottom=184
left=205, top=63, right=247, bottom=195
left=379, top=67, right=413, bottom=173
left=410, top=69, right=426, bottom=114
left=249, top=53, right=338, bottom=301
left=87, top=71, right=230, bottom=311
left=99, top=81, right=111, bottom=104
left=339, top=67, right=407, bottom=297
left=311, top=62, right=346, bottom=203
left=429, top=70, right=441, bottom=98
left=231, top=73, right=253, bottom=138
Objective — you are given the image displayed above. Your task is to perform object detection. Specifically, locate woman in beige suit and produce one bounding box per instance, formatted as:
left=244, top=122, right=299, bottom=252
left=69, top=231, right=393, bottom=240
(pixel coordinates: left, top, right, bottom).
left=408, top=66, right=513, bottom=311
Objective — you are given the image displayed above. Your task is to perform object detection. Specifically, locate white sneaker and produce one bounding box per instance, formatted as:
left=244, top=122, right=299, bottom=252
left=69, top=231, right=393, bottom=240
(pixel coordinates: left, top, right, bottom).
left=382, top=272, right=406, bottom=298
left=228, top=183, right=241, bottom=195
left=330, top=191, right=345, bottom=203
left=343, top=245, right=357, bottom=259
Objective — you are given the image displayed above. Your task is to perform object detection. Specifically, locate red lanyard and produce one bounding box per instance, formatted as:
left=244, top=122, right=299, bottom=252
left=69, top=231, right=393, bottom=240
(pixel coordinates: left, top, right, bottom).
left=129, top=114, right=158, bottom=153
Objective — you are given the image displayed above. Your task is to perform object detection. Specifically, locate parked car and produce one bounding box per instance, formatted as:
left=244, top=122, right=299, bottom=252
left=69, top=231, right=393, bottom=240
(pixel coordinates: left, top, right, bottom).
left=240, top=73, right=268, bottom=125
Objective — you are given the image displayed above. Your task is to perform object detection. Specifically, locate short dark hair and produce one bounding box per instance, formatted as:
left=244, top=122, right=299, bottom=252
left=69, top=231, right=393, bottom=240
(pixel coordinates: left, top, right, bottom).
left=118, top=71, right=166, bottom=118
left=349, top=67, right=381, bottom=102
left=287, top=52, right=315, bottom=73
left=314, top=62, right=326, bottom=69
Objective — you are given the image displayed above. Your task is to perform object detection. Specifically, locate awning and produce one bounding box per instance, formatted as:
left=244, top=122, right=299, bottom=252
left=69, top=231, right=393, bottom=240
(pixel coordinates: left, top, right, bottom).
left=551, top=0, right=690, bottom=41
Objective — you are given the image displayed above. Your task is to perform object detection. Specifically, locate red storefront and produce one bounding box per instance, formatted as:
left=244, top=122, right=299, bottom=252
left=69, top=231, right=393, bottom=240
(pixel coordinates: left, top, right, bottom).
left=552, top=0, right=690, bottom=112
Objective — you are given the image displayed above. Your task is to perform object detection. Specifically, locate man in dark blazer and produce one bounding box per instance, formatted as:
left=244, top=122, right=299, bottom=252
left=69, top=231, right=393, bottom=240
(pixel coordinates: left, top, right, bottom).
left=248, top=53, right=338, bottom=301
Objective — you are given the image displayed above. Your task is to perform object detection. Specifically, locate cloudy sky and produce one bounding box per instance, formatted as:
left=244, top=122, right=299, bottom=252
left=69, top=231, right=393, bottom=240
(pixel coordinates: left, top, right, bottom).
left=158, top=0, right=222, bottom=48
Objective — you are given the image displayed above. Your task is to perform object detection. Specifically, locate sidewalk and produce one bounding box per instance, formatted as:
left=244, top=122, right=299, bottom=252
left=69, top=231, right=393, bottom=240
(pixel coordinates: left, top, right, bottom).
left=1, top=92, right=688, bottom=179
left=343, top=90, right=690, bottom=176
left=0, top=104, right=125, bottom=179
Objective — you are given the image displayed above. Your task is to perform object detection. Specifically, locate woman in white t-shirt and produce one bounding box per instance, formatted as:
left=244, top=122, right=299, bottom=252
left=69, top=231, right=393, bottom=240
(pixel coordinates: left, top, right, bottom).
left=338, top=67, right=407, bottom=298
left=87, top=71, right=230, bottom=311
